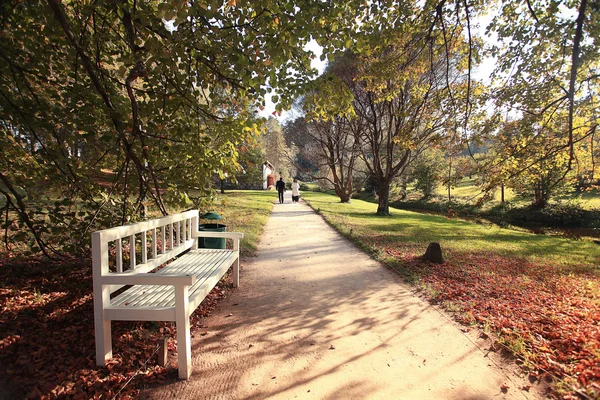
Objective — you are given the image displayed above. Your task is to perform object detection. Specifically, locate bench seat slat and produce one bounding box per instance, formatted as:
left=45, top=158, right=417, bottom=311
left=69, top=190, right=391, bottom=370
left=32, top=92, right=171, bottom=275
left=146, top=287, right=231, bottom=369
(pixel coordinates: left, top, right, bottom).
left=108, top=249, right=237, bottom=313
left=112, top=283, right=171, bottom=308
left=104, top=307, right=176, bottom=321
left=157, top=250, right=226, bottom=277
left=188, top=253, right=238, bottom=309
left=109, top=250, right=233, bottom=308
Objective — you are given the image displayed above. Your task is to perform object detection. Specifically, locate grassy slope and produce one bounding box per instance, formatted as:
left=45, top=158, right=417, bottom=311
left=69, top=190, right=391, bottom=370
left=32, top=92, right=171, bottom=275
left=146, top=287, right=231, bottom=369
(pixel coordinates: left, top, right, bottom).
left=559, top=191, right=600, bottom=209
left=199, top=190, right=274, bottom=257
left=302, top=191, right=599, bottom=269
left=407, top=177, right=517, bottom=204
left=430, top=177, right=600, bottom=209
left=314, top=176, right=600, bottom=210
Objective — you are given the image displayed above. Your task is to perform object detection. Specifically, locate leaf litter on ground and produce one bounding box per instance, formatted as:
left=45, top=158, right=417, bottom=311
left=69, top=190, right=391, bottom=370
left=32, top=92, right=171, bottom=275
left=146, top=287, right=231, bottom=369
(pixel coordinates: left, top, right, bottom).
left=0, top=255, right=232, bottom=399
left=381, top=245, right=600, bottom=399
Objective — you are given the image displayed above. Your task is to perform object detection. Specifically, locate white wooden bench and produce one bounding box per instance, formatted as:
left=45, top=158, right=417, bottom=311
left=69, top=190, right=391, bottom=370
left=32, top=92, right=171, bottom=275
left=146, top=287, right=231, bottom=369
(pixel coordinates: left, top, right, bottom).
left=92, top=210, right=243, bottom=379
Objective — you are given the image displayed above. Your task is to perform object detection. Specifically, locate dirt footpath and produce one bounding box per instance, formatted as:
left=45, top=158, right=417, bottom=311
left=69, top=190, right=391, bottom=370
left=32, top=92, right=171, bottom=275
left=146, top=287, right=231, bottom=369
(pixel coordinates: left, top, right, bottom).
left=145, top=193, right=544, bottom=399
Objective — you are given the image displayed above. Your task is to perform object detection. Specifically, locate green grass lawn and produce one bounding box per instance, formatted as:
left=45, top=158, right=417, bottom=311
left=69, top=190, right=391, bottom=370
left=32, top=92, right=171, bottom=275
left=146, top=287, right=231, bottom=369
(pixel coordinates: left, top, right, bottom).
left=302, top=191, right=600, bottom=269
left=435, top=178, right=518, bottom=203
left=405, top=177, right=518, bottom=204
left=303, top=182, right=320, bottom=192
left=559, top=190, right=600, bottom=209
left=200, top=190, right=274, bottom=256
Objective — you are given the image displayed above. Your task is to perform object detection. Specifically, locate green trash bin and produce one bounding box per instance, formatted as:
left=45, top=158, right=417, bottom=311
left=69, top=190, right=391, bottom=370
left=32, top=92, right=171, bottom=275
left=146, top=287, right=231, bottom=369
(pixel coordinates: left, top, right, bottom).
left=198, top=212, right=226, bottom=249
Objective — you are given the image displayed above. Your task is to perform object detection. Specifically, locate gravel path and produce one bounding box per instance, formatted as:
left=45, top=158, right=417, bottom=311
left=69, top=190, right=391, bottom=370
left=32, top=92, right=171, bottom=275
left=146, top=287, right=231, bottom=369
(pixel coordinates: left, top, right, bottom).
left=144, top=193, right=544, bottom=399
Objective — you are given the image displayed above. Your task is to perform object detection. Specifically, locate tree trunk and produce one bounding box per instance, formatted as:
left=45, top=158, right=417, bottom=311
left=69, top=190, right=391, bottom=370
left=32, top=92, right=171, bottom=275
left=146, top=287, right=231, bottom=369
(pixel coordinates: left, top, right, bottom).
left=339, top=192, right=351, bottom=203
left=337, top=176, right=353, bottom=203
left=399, top=175, right=407, bottom=200
left=533, top=197, right=547, bottom=208
left=335, top=182, right=352, bottom=203
left=377, top=182, right=390, bottom=215
left=447, top=157, right=452, bottom=202
left=501, top=183, right=505, bottom=203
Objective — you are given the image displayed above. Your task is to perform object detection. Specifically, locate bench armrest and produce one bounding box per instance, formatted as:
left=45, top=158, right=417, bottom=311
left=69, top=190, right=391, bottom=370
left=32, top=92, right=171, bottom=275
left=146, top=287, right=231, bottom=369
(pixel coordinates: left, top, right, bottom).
left=193, top=231, right=244, bottom=240
left=100, top=273, right=196, bottom=286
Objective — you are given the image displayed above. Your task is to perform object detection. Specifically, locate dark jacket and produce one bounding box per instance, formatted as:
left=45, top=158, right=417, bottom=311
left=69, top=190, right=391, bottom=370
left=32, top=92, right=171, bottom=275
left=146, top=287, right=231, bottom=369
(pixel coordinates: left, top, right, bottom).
left=275, top=180, right=285, bottom=192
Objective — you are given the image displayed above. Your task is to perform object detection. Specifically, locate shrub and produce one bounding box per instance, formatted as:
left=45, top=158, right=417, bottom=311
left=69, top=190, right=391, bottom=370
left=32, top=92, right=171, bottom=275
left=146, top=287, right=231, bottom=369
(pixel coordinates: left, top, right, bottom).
left=486, top=202, right=600, bottom=228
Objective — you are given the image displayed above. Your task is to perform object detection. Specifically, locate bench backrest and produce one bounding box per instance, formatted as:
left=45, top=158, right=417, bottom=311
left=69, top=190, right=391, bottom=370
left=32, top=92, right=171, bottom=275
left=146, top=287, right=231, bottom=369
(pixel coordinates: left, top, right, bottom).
left=92, top=210, right=199, bottom=294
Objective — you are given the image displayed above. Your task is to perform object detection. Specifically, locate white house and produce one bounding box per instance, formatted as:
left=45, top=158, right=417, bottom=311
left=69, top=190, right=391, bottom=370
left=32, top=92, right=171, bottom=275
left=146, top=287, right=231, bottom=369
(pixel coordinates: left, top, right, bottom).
left=262, top=161, right=275, bottom=190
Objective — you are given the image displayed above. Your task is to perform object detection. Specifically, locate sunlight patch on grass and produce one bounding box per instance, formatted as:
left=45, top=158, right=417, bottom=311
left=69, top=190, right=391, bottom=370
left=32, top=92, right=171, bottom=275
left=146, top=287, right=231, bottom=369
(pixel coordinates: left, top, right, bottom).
left=195, top=190, right=274, bottom=257
left=562, top=191, right=600, bottom=210
left=302, top=191, right=600, bottom=269
left=429, top=177, right=600, bottom=208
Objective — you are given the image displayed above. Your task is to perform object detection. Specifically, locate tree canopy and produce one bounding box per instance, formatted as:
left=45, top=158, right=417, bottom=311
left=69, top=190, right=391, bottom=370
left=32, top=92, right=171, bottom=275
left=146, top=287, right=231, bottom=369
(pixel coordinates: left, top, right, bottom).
left=0, top=0, right=376, bottom=256
left=2, top=0, right=599, bottom=255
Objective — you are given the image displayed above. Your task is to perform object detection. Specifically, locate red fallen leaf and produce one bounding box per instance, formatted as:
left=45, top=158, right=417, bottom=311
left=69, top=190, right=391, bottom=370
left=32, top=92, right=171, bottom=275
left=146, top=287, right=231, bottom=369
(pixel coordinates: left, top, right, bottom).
left=500, top=384, right=509, bottom=393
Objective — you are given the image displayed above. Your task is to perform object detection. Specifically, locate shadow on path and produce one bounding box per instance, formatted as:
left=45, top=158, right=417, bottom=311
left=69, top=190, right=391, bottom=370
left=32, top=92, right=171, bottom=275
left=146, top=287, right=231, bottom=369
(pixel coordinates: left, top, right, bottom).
left=144, top=193, right=540, bottom=400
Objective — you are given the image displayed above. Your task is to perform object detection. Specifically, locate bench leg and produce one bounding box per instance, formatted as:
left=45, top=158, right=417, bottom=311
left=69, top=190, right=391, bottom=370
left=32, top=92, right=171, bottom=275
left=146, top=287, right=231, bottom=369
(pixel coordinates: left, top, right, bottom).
left=93, top=285, right=112, bottom=365
left=94, top=318, right=112, bottom=366
left=233, top=257, right=240, bottom=288
left=175, top=285, right=192, bottom=379
left=92, top=237, right=113, bottom=366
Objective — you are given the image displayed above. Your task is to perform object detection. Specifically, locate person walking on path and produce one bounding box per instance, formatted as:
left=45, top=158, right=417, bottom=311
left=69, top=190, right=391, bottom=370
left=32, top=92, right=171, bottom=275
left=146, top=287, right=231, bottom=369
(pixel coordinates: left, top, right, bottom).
left=291, top=179, right=300, bottom=203
left=275, top=176, right=286, bottom=204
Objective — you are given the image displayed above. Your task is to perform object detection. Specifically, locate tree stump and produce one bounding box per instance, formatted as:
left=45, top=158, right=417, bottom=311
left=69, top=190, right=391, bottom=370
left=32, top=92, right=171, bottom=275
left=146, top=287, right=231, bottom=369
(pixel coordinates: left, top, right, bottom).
left=423, top=242, right=444, bottom=264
